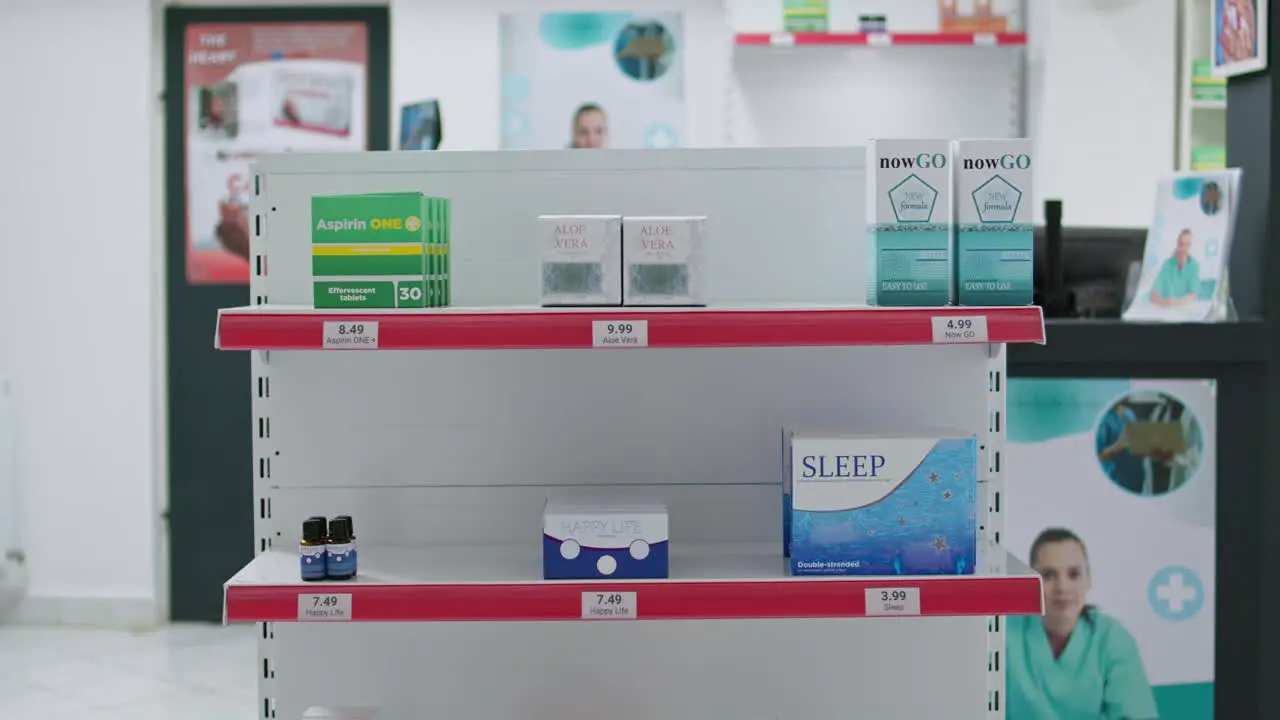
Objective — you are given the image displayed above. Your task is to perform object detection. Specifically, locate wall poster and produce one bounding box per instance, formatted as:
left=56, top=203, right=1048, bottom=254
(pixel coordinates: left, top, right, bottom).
left=184, top=23, right=369, bottom=283
left=499, top=12, right=686, bottom=151
left=1005, top=378, right=1215, bottom=719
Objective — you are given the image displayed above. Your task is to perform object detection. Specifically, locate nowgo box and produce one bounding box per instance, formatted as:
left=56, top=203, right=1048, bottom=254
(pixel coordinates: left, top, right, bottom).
left=952, top=139, right=1034, bottom=306
left=865, top=139, right=953, bottom=307
left=311, top=192, right=429, bottom=309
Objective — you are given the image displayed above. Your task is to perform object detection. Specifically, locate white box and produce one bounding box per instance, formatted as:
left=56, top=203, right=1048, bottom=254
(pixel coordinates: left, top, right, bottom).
left=542, top=500, right=669, bottom=580
left=952, top=138, right=1034, bottom=306
left=539, top=215, right=622, bottom=306
left=866, top=139, right=953, bottom=307
left=622, top=216, right=707, bottom=306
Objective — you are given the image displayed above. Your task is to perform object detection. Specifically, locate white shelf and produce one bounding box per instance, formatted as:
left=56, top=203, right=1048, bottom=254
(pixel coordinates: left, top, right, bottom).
left=225, top=542, right=1042, bottom=623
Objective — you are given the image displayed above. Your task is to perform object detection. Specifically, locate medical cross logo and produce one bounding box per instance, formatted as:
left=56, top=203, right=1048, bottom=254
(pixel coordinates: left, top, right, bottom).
left=1147, top=565, right=1204, bottom=622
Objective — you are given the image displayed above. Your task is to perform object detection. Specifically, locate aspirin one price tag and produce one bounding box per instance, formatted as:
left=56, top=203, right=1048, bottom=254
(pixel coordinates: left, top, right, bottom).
left=769, top=32, right=796, bottom=47
left=592, top=320, right=649, bottom=348
left=298, top=593, right=353, bottom=621
left=581, top=591, right=638, bottom=619
left=867, top=33, right=893, bottom=47
left=973, top=32, right=997, bottom=46
left=864, top=587, right=921, bottom=616
left=323, top=321, right=379, bottom=349
left=931, top=315, right=989, bottom=344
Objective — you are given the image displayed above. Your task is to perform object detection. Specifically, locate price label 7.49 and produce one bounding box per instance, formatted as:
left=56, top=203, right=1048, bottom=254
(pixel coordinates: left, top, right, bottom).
left=591, top=320, right=649, bottom=348
left=323, top=321, right=380, bottom=349
left=930, top=315, right=989, bottom=344
left=581, top=590, right=637, bottom=619
left=864, top=587, right=921, bottom=616
left=298, top=593, right=353, bottom=621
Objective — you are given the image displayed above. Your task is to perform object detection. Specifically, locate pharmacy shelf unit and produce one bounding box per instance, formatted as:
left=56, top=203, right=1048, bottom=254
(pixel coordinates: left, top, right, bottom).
left=228, top=148, right=1039, bottom=720
left=734, top=30, right=1028, bottom=46
left=1178, top=0, right=1228, bottom=170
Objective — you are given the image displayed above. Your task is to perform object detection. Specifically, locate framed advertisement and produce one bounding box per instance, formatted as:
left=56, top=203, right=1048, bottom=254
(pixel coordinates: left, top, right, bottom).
left=1212, top=0, right=1268, bottom=77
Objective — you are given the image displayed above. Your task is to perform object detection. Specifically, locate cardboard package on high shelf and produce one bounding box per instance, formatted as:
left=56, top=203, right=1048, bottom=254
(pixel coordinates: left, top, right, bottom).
left=938, top=0, right=1009, bottom=33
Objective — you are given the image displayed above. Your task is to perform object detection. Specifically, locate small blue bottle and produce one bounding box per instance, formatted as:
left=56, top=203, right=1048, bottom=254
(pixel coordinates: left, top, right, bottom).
left=326, top=515, right=357, bottom=580
left=299, top=516, right=328, bottom=581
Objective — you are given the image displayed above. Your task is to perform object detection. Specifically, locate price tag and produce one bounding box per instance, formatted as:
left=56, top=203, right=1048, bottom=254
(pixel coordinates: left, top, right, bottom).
left=867, top=33, right=893, bottom=47
left=973, top=32, right=997, bottom=46
left=323, top=321, right=379, bottom=349
left=581, top=591, right=637, bottom=619
left=864, top=587, right=921, bottom=616
left=770, top=32, right=796, bottom=47
left=592, top=320, right=649, bottom=348
left=931, top=315, right=989, bottom=344
left=298, top=593, right=353, bottom=621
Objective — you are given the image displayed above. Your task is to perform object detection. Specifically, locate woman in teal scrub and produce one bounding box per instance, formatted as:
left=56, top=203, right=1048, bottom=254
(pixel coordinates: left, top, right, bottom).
left=1007, top=528, right=1157, bottom=720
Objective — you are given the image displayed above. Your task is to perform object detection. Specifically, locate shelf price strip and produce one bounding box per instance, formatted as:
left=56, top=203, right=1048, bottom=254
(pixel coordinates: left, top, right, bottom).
left=322, top=321, right=380, bottom=350
left=930, top=315, right=989, bottom=344
left=581, top=591, right=638, bottom=619
left=864, top=587, right=921, bottom=616
left=298, top=593, right=353, bottom=621
left=592, top=320, right=649, bottom=348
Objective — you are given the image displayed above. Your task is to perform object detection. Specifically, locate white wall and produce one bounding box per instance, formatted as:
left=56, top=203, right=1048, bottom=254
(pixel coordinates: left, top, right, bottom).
left=0, top=0, right=160, bottom=626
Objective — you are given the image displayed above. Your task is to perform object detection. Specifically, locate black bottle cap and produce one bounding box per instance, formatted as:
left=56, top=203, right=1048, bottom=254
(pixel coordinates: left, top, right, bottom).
left=334, top=514, right=354, bottom=536
left=328, top=516, right=353, bottom=543
left=302, top=517, right=327, bottom=543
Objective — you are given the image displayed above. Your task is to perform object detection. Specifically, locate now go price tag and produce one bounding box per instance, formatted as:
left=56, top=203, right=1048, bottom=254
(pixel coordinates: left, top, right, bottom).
left=930, top=315, right=989, bottom=344
left=298, top=593, right=353, bottom=621
left=864, top=587, right=921, bottom=616
left=866, top=33, right=893, bottom=47
left=323, top=321, right=379, bottom=349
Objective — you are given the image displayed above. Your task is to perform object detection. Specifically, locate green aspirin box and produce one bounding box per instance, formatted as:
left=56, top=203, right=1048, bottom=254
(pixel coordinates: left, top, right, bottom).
left=311, top=193, right=428, bottom=309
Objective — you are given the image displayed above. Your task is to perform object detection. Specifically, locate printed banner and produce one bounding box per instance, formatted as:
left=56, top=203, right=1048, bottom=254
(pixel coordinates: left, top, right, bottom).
left=1213, top=0, right=1268, bottom=77
left=184, top=23, right=369, bottom=284
left=499, top=12, right=686, bottom=150
left=1005, top=379, right=1215, bottom=720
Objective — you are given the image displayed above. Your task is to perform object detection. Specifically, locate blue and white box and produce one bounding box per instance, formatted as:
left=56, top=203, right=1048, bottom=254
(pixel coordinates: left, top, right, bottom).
left=788, top=433, right=978, bottom=575
left=952, top=138, right=1034, bottom=306
left=866, top=139, right=954, bottom=307
left=543, top=500, right=669, bottom=580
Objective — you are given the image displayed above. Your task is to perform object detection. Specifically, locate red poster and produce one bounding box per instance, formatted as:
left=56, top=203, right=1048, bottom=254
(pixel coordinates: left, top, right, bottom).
left=184, top=23, right=369, bottom=284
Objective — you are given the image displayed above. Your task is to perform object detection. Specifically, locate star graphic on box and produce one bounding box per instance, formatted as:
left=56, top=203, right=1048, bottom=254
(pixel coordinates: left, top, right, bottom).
left=928, top=472, right=940, bottom=484
left=943, top=490, right=953, bottom=500
left=931, top=536, right=949, bottom=552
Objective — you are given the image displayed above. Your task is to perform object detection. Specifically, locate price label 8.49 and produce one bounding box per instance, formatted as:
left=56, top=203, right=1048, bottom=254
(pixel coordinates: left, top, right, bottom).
left=298, top=593, right=353, bottom=621
left=581, top=590, right=637, bottom=619
left=323, top=321, right=380, bottom=349
left=864, top=587, right=921, bottom=616
left=591, top=320, right=649, bottom=348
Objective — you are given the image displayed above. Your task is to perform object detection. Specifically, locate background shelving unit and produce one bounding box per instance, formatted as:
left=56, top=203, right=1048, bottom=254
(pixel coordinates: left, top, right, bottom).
left=1178, top=0, right=1228, bottom=170
left=220, top=148, right=1043, bottom=719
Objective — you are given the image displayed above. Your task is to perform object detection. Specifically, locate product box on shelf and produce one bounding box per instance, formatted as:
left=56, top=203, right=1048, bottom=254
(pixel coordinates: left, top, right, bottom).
left=622, top=216, right=707, bottom=306
left=866, top=139, right=953, bottom=307
left=953, top=139, right=1034, bottom=306
left=427, top=196, right=451, bottom=307
left=542, top=500, right=669, bottom=580
left=539, top=215, right=623, bottom=306
left=311, top=192, right=450, bottom=309
left=787, top=432, right=977, bottom=575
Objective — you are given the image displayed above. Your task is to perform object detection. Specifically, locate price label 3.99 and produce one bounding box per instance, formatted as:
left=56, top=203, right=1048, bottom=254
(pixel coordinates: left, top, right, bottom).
left=323, top=321, right=380, bottom=349
left=592, top=320, right=649, bottom=348
left=298, top=593, right=353, bottom=621
left=581, top=591, right=637, bottom=619
left=930, top=315, right=989, bottom=344
left=864, top=587, right=921, bottom=616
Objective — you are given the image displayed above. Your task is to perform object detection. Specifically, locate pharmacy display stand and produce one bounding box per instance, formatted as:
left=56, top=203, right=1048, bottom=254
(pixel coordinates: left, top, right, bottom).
left=215, top=149, right=1045, bottom=720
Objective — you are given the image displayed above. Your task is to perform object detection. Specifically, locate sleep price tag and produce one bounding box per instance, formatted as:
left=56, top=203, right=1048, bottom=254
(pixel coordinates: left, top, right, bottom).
left=298, top=593, right=353, bottom=621
left=592, top=320, right=649, bottom=348
left=323, top=321, right=379, bottom=349
left=931, top=315, right=989, bottom=344
left=581, top=591, right=637, bottom=619
left=864, top=587, right=921, bottom=616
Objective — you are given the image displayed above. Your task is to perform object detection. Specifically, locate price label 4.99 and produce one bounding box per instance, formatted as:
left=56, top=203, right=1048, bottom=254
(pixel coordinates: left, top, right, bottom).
left=591, top=320, right=649, bottom=348
left=864, top=587, right=921, bottom=616
left=930, top=315, right=989, bottom=344
left=323, top=321, right=380, bottom=349
left=298, top=593, right=353, bottom=621
left=581, top=591, right=637, bottom=619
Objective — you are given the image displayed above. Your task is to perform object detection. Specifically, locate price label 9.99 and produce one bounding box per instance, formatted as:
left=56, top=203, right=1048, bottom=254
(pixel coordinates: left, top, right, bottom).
left=591, top=320, right=649, bottom=348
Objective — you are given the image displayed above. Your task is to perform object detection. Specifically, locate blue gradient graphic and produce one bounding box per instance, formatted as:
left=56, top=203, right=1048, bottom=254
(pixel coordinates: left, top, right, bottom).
left=791, top=439, right=977, bottom=575
left=1007, top=378, right=1132, bottom=444
left=538, top=13, right=632, bottom=50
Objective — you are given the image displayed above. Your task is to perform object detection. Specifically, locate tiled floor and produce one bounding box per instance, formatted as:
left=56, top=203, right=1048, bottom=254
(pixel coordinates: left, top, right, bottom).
left=0, top=622, right=258, bottom=719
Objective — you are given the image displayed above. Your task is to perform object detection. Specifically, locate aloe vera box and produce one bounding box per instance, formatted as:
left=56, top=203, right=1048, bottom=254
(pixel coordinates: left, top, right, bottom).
left=311, top=193, right=449, bottom=309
